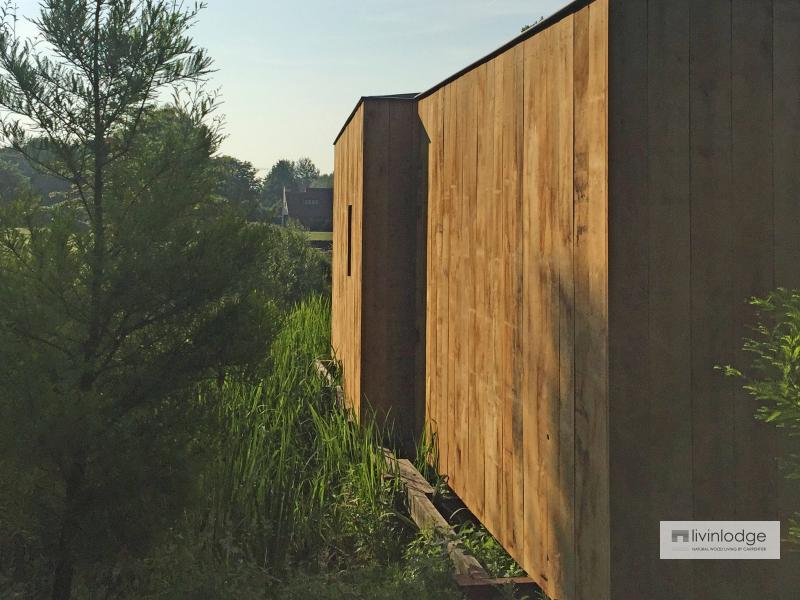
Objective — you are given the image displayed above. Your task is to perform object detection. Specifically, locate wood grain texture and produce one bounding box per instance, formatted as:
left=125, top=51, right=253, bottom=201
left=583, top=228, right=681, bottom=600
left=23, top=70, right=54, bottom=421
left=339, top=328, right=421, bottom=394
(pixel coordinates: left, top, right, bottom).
left=689, top=2, right=738, bottom=596
left=575, top=3, right=609, bottom=598
left=332, top=99, right=424, bottom=451
left=336, top=2, right=800, bottom=598
left=644, top=1, right=693, bottom=598
left=773, top=2, right=800, bottom=596
left=607, top=0, right=800, bottom=597
left=420, top=4, right=608, bottom=598
left=730, top=1, right=779, bottom=596
left=332, top=105, right=364, bottom=418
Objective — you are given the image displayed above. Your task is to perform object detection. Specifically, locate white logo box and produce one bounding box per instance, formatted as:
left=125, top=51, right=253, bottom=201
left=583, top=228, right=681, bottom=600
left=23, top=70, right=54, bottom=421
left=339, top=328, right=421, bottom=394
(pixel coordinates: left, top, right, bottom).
left=660, top=521, right=780, bottom=560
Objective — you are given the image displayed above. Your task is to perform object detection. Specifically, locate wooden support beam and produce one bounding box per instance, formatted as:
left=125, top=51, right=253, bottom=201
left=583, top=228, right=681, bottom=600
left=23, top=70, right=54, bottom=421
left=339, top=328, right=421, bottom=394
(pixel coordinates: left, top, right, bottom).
left=384, top=449, right=541, bottom=598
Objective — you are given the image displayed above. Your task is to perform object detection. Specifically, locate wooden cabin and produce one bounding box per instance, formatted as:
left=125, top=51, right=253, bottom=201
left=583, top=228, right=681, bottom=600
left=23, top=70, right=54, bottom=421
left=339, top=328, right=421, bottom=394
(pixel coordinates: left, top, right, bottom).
left=332, top=1, right=800, bottom=598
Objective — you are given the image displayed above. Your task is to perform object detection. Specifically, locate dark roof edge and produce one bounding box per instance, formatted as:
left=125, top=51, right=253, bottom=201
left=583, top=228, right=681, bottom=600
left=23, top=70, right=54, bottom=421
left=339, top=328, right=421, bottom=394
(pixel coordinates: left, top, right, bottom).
left=333, top=94, right=418, bottom=145
left=416, top=0, right=588, bottom=101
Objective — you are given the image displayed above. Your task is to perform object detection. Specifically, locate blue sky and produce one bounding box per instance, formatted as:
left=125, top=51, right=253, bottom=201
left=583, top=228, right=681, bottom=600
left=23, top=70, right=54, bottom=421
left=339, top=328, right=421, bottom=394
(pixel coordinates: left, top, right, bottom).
left=13, top=0, right=569, bottom=174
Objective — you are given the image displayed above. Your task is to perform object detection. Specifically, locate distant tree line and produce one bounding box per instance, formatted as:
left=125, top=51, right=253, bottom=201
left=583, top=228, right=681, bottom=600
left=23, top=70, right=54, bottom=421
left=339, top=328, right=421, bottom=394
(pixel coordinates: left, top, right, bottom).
left=0, top=148, right=333, bottom=223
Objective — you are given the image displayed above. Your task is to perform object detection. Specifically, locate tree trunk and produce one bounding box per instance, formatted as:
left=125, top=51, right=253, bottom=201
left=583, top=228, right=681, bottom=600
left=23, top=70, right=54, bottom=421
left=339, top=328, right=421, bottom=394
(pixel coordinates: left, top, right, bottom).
left=86, top=0, right=106, bottom=365
left=50, top=460, right=84, bottom=600
left=51, top=552, right=74, bottom=600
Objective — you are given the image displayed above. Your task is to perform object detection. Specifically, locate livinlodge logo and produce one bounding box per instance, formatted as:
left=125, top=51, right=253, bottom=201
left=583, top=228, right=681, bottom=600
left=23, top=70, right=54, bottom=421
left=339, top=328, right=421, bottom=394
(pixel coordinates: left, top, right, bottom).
left=660, top=521, right=780, bottom=560
left=671, top=529, right=689, bottom=543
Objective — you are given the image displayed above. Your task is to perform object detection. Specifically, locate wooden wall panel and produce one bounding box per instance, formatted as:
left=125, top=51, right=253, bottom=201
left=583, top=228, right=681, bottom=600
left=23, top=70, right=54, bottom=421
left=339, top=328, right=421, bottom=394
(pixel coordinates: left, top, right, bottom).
left=332, top=106, right=363, bottom=418
left=361, top=99, right=422, bottom=447
left=444, top=83, right=456, bottom=484
left=644, top=1, right=692, bottom=599
left=420, top=3, right=609, bottom=597
left=574, top=3, right=609, bottom=597
left=361, top=102, right=392, bottom=426
left=689, top=3, right=739, bottom=593
left=773, top=1, right=800, bottom=595
left=500, top=43, right=525, bottom=563
left=609, top=0, right=800, bottom=597
left=333, top=99, right=423, bottom=450
left=607, top=0, right=649, bottom=595
left=335, top=2, right=800, bottom=599
left=730, top=1, right=779, bottom=596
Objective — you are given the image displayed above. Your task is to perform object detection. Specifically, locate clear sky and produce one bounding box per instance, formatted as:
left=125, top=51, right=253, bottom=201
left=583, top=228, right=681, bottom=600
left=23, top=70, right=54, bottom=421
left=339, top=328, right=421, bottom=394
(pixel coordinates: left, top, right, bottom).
left=13, top=0, right=570, bottom=174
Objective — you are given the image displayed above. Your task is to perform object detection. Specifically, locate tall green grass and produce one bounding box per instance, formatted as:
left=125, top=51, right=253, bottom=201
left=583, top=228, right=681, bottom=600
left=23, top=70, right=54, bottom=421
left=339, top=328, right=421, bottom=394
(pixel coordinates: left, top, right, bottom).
left=204, top=296, right=403, bottom=571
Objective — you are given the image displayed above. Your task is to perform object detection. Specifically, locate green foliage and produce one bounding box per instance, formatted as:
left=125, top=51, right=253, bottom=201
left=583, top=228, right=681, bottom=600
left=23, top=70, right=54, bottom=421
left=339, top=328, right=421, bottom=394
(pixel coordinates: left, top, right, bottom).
left=260, top=157, right=325, bottom=211
left=205, top=297, right=404, bottom=571
left=0, top=2, right=285, bottom=597
left=294, top=156, right=320, bottom=191
left=213, top=155, right=265, bottom=221
left=412, top=431, right=525, bottom=580
left=0, top=146, right=71, bottom=204
left=722, top=288, right=800, bottom=543
left=2, top=298, right=460, bottom=599
left=260, top=223, right=331, bottom=307
left=311, top=172, right=333, bottom=188
left=261, top=158, right=298, bottom=211
left=454, top=524, right=524, bottom=578
left=0, top=156, right=30, bottom=203
left=269, top=561, right=461, bottom=600
left=0, top=0, right=214, bottom=177
left=0, top=106, right=281, bottom=597
left=520, top=16, right=544, bottom=33
left=66, top=531, right=460, bottom=600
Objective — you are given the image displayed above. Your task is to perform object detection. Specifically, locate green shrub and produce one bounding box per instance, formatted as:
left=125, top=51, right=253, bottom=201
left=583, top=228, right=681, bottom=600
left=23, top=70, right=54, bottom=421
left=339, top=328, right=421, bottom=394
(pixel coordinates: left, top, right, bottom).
left=722, top=288, right=800, bottom=543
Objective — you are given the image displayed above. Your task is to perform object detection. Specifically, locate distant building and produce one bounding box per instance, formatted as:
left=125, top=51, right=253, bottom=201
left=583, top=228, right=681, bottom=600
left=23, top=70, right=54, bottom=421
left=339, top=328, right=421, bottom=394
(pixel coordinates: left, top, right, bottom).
left=284, top=187, right=333, bottom=231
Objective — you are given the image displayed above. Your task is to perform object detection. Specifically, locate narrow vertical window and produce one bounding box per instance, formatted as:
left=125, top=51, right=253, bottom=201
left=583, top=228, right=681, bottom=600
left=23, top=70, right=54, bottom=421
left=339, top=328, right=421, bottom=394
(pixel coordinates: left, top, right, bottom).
left=346, top=204, right=353, bottom=277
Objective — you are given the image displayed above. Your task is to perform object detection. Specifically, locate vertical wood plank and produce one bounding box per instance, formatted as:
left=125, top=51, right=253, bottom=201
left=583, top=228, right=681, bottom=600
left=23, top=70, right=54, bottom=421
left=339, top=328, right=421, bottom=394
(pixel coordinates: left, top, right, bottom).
left=501, top=46, right=516, bottom=557
left=443, top=83, right=456, bottom=480
left=361, top=101, right=390, bottom=424
left=730, top=1, right=779, bottom=596
left=478, top=60, right=502, bottom=536
left=554, top=17, right=575, bottom=599
left=500, top=42, right=525, bottom=561
left=539, top=27, right=560, bottom=592
left=453, top=74, right=467, bottom=491
left=522, top=31, right=547, bottom=583
left=466, top=65, right=485, bottom=518
left=431, top=91, right=446, bottom=471
left=511, top=42, right=526, bottom=571
left=491, top=50, right=508, bottom=550
left=419, top=97, right=434, bottom=440
left=608, top=0, right=648, bottom=597
left=690, top=2, right=738, bottom=597
left=774, top=1, right=800, bottom=290
left=577, top=1, right=609, bottom=598
left=645, top=1, right=693, bottom=598
left=773, top=2, right=800, bottom=595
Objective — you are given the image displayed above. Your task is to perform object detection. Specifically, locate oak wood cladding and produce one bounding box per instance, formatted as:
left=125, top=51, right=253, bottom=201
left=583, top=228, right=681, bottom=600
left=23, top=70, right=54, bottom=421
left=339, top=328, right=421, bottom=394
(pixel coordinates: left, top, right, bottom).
left=332, top=105, right=363, bottom=419
left=334, top=0, right=800, bottom=597
left=332, top=99, right=423, bottom=450
left=609, top=0, right=800, bottom=598
left=421, top=3, right=608, bottom=598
